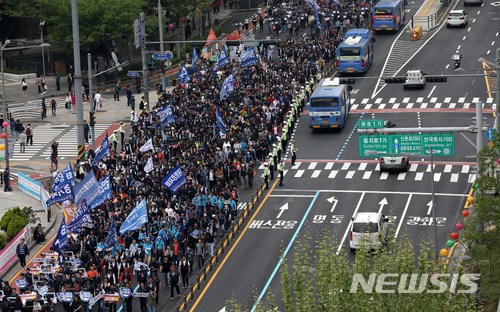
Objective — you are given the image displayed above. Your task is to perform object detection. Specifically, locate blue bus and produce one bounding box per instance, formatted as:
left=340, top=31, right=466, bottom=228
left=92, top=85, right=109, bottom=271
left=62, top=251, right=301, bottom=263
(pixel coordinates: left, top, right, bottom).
left=336, top=29, right=374, bottom=74
left=309, top=78, right=351, bottom=129
left=372, top=0, right=406, bottom=32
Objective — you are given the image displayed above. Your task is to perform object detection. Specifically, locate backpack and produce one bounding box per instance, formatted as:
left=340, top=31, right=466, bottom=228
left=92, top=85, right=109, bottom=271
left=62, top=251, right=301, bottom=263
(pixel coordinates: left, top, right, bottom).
left=25, top=127, right=32, bottom=136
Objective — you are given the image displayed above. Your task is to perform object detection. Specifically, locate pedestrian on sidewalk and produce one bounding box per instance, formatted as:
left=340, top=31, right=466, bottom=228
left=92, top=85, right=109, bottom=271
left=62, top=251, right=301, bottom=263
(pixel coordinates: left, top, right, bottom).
left=71, top=91, right=76, bottom=111
left=36, top=75, right=43, bottom=95
left=65, top=93, right=71, bottom=110
left=16, top=238, right=29, bottom=267
left=19, top=131, right=26, bottom=153
left=41, top=97, right=47, bottom=120
left=25, top=124, right=33, bottom=146
left=94, top=91, right=102, bottom=111
left=55, top=71, right=61, bottom=91
left=50, top=95, right=57, bottom=116
left=68, top=73, right=74, bottom=92
left=21, top=78, right=28, bottom=97
left=114, top=81, right=121, bottom=101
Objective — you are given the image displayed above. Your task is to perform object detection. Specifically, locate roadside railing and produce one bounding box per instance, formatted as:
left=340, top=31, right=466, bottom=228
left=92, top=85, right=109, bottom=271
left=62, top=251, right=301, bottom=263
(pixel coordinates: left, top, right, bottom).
left=411, top=0, right=451, bottom=30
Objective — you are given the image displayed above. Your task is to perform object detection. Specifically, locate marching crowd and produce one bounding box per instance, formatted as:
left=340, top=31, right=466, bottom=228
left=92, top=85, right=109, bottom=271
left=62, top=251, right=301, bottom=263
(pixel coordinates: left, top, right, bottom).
left=0, top=0, right=373, bottom=310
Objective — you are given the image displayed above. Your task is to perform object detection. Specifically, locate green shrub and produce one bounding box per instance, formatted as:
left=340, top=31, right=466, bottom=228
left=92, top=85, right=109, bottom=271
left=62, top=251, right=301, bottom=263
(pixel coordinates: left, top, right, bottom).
left=6, top=214, right=28, bottom=240
left=0, top=232, right=7, bottom=250
left=0, top=207, right=25, bottom=231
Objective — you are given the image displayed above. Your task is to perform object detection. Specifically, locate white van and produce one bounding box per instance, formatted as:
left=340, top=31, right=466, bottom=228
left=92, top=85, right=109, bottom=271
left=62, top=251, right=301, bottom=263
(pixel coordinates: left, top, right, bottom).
left=349, top=212, right=389, bottom=251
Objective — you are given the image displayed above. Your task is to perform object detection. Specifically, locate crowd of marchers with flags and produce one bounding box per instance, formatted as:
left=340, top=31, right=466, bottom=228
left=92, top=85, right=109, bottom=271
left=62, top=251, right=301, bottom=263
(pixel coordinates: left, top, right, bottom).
left=0, top=0, right=373, bottom=310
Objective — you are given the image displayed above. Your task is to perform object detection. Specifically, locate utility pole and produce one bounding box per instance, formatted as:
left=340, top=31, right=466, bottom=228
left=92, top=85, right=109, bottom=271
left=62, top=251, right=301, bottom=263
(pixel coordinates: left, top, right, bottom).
left=158, top=0, right=166, bottom=91
left=71, top=0, right=85, bottom=159
left=428, top=147, right=438, bottom=260
left=88, top=53, right=95, bottom=150
left=140, top=12, right=149, bottom=111
left=497, top=48, right=500, bottom=130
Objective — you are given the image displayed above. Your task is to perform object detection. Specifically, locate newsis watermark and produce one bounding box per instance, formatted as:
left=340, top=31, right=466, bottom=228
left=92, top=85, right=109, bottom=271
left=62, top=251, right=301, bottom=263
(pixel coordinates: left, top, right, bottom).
left=350, top=273, right=480, bottom=294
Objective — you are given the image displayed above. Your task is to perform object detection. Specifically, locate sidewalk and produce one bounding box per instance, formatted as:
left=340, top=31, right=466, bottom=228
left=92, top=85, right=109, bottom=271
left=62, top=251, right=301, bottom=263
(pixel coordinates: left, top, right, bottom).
left=0, top=182, right=61, bottom=282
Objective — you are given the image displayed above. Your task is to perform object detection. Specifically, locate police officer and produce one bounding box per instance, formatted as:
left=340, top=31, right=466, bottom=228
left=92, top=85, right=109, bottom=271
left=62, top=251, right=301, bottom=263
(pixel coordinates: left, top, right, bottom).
left=262, top=163, right=270, bottom=190
left=272, top=146, right=278, bottom=171
left=278, top=161, right=285, bottom=187
left=109, top=130, right=119, bottom=153
left=118, top=121, right=126, bottom=151
left=268, top=154, right=274, bottom=180
left=290, top=140, right=298, bottom=167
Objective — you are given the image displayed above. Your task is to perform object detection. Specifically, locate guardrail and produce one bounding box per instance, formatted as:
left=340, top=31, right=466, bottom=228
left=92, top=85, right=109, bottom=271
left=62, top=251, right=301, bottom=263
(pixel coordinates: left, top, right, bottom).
left=411, top=0, right=450, bottom=30
left=175, top=180, right=266, bottom=311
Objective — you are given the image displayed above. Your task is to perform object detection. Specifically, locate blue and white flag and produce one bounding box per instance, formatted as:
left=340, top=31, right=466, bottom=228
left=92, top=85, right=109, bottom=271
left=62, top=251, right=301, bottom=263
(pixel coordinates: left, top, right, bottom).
left=46, top=183, right=74, bottom=207
left=92, top=132, right=109, bottom=166
left=119, top=199, right=148, bottom=235
left=177, top=65, right=190, bottom=84
left=216, top=107, right=227, bottom=134
left=192, top=48, right=198, bottom=68
left=120, top=287, right=132, bottom=298
left=216, top=46, right=230, bottom=69
left=161, top=166, right=187, bottom=193
left=37, top=285, right=49, bottom=296
left=308, top=0, right=319, bottom=10
left=52, top=219, right=68, bottom=254
left=90, top=175, right=112, bottom=210
left=219, top=74, right=234, bottom=101
left=144, top=157, right=154, bottom=174
left=240, top=48, right=257, bottom=67
left=314, top=10, right=322, bottom=30
left=74, top=170, right=102, bottom=207
left=51, top=164, right=76, bottom=193
left=156, top=105, right=175, bottom=125
left=15, top=279, right=28, bottom=289
left=139, top=138, right=154, bottom=152
left=79, top=291, right=93, bottom=303
left=57, top=292, right=74, bottom=303
left=67, top=200, right=92, bottom=234
left=104, top=220, right=118, bottom=249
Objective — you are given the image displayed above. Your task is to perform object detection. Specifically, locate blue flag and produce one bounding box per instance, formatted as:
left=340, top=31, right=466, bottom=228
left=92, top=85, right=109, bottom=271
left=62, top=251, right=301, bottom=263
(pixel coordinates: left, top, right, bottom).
left=74, top=170, right=103, bottom=208
left=192, top=48, right=198, bottom=68
left=216, top=46, right=230, bottom=69
left=92, top=133, right=109, bottom=166
left=104, top=220, right=118, bottom=249
left=219, top=74, right=234, bottom=101
left=314, top=10, right=322, bottom=30
left=177, top=65, right=190, bottom=84
left=52, top=218, right=68, bottom=254
left=51, top=164, right=76, bottom=193
left=67, top=200, right=92, bottom=234
left=240, top=48, right=257, bottom=67
left=56, top=292, right=74, bottom=303
left=46, top=183, right=74, bottom=206
left=119, top=199, right=148, bottom=235
left=216, top=107, right=227, bottom=134
left=156, top=105, right=175, bottom=125
left=308, top=0, right=319, bottom=10
left=90, top=175, right=112, bottom=210
left=161, top=166, right=187, bottom=193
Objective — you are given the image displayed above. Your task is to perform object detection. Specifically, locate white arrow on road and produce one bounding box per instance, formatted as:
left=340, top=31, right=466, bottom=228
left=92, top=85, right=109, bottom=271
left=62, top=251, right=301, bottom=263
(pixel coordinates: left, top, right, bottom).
left=327, top=196, right=339, bottom=213
left=426, top=200, right=433, bottom=215
left=378, top=198, right=388, bottom=213
left=277, top=203, right=289, bottom=219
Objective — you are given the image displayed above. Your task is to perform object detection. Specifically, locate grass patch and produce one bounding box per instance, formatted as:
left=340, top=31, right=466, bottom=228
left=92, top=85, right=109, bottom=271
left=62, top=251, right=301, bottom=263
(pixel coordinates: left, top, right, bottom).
left=471, top=243, right=500, bottom=311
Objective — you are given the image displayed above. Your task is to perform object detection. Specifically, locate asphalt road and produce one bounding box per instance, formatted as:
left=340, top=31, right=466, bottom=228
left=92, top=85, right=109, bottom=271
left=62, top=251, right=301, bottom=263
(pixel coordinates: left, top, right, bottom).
left=188, top=2, right=499, bottom=312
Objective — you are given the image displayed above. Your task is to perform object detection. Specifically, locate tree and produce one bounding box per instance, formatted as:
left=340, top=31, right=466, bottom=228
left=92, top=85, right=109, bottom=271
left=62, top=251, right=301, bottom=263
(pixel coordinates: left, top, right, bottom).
left=230, top=230, right=477, bottom=311
left=33, top=0, right=145, bottom=55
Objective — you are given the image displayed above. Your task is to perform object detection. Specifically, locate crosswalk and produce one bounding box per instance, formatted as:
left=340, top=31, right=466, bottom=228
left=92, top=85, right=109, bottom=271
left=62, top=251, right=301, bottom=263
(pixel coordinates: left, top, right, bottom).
left=258, top=161, right=477, bottom=184
left=10, top=123, right=110, bottom=161
left=8, top=98, right=66, bottom=120
left=348, top=96, right=495, bottom=111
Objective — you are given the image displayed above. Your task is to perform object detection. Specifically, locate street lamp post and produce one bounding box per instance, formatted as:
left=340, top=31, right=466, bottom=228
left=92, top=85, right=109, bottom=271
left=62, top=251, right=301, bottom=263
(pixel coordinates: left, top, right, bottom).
left=1, top=40, right=12, bottom=192
left=40, top=21, right=46, bottom=77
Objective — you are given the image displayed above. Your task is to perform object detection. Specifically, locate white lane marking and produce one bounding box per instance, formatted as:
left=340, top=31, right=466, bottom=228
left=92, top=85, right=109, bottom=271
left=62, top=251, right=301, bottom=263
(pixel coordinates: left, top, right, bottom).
left=379, top=104, right=386, bottom=109
left=389, top=98, right=397, bottom=103
left=311, top=170, right=321, bottom=178
left=444, top=164, right=452, bottom=173
left=403, top=97, right=410, bottom=103
left=496, top=32, right=499, bottom=37
left=395, top=194, right=413, bottom=238
left=375, top=98, right=383, bottom=104
left=345, top=171, right=355, bottom=179
left=426, top=200, right=433, bottom=215
left=308, top=162, right=318, bottom=170
left=467, top=27, right=471, bottom=32
left=362, top=171, right=372, bottom=179
left=415, top=172, right=424, bottom=181
left=325, top=162, right=334, bottom=170
left=328, top=170, right=338, bottom=179
left=449, top=103, right=456, bottom=108
left=427, top=86, right=436, bottom=98
left=463, top=36, right=467, bottom=41
left=434, top=172, right=442, bottom=182
left=293, top=162, right=302, bottom=169
left=358, top=163, right=367, bottom=170
left=450, top=173, right=459, bottom=183
left=462, top=165, right=470, bottom=173
left=392, top=103, right=400, bottom=109
left=416, top=97, right=424, bottom=103
left=444, top=97, right=451, bottom=103
left=487, top=50, right=491, bottom=55
left=477, top=11, right=480, bottom=15
left=492, top=41, right=496, bottom=46
left=457, top=45, right=461, bottom=50
left=295, top=170, right=304, bottom=178
left=365, top=104, right=373, bottom=109
left=397, top=172, right=406, bottom=180
left=409, top=164, right=418, bottom=172
left=472, top=18, right=476, bottom=23
left=468, top=174, right=476, bottom=184
left=379, top=172, right=389, bottom=180
left=341, top=163, right=351, bottom=170
left=337, top=192, right=365, bottom=254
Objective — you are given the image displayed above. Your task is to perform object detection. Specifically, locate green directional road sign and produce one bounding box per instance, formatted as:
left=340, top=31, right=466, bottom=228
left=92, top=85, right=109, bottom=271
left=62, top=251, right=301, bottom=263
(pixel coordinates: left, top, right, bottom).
left=357, top=119, right=385, bottom=129
left=359, top=133, right=455, bottom=157
left=422, top=133, right=455, bottom=156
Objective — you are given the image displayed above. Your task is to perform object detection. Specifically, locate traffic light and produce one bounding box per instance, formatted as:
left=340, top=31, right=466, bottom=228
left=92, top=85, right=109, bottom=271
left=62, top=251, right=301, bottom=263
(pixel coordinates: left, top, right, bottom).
left=89, top=111, right=96, bottom=126
left=384, top=76, right=406, bottom=83
left=339, top=78, right=355, bottom=84
left=425, top=76, right=447, bottom=83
